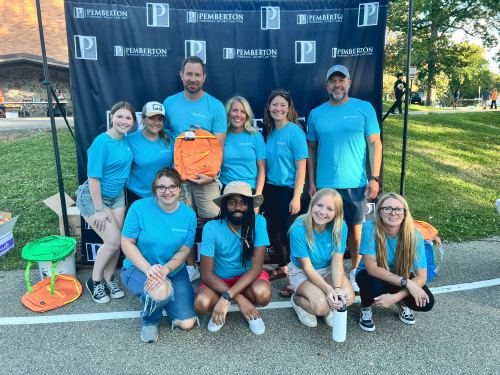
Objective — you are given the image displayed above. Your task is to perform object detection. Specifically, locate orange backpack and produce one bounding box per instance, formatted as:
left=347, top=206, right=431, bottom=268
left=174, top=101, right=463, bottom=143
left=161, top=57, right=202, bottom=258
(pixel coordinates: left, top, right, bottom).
left=174, top=125, right=222, bottom=180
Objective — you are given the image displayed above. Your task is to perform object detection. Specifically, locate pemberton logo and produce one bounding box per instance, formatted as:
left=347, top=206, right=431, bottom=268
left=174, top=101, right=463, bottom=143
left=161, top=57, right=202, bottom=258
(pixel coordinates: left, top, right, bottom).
left=358, top=2, right=379, bottom=27
left=75, top=36, right=97, bottom=60
left=73, top=7, right=128, bottom=19
left=297, top=13, right=343, bottom=24
left=332, top=46, right=374, bottom=58
left=185, top=40, right=206, bottom=63
left=223, top=47, right=277, bottom=59
left=295, top=41, right=316, bottom=64
left=261, top=6, right=280, bottom=30
left=187, top=11, right=243, bottom=23
left=114, top=45, right=168, bottom=57
left=147, top=3, right=169, bottom=27
left=86, top=243, right=102, bottom=262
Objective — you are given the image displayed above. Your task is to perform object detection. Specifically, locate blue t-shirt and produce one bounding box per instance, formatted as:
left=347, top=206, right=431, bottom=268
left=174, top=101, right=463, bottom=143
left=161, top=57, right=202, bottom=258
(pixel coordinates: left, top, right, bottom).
left=87, top=133, right=133, bottom=198
left=307, top=99, right=380, bottom=189
left=122, top=198, right=197, bottom=276
left=220, top=131, right=266, bottom=189
left=290, top=217, right=347, bottom=269
left=163, top=92, right=227, bottom=141
left=265, top=122, right=308, bottom=188
left=126, top=130, right=175, bottom=198
left=356, top=219, right=427, bottom=276
left=200, top=215, right=270, bottom=279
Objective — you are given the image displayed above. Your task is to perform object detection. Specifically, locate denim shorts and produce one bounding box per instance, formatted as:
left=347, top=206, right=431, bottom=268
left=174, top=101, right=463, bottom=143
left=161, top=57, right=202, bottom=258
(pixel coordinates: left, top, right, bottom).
left=121, top=265, right=197, bottom=325
left=336, top=186, right=367, bottom=225
left=76, top=180, right=125, bottom=217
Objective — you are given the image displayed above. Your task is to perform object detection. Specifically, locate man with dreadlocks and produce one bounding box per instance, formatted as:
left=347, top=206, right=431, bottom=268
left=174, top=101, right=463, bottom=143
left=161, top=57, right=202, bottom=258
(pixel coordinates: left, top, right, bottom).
left=193, top=181, right=271, bottom=334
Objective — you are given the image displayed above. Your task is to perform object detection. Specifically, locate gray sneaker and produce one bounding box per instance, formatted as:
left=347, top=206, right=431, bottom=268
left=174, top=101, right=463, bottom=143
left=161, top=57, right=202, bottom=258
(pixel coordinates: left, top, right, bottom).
left=398, top=303, right=416, bottom=325
left=359, top=307, right=375, bottom=331
left=104, top=276, right=125, bottom=299
left=86, top=278, right=110, bottom=304
left=141, top=325, right=158, bottom=343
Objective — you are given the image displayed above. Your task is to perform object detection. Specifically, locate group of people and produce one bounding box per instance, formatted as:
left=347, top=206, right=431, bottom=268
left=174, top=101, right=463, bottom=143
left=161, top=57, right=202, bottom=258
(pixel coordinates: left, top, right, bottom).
left=481, top=87, right=498, bottom=109
left=76, top=56, right=434, bottom=343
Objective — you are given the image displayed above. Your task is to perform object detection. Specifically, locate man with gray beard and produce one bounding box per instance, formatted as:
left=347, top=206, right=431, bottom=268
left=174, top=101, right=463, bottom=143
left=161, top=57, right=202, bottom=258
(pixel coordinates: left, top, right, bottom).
left=306, top=65, right=382, bottom=293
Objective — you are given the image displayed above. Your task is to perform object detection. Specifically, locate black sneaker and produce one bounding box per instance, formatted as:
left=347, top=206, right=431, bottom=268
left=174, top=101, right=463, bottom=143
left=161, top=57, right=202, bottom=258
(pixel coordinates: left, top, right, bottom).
left=359, top=307, right=375, bottom=331
left=104, top=275, right=125, bottom=299
left=86, top=278, right=110, bottom=304
left=398, top=303, right=415, bottom=325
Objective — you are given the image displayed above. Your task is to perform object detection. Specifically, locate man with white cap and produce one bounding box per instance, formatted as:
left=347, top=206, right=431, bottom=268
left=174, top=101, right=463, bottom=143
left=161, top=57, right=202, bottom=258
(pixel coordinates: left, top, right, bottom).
left=193, top=181, right=271, bottom=334
left=306, top=65, right=382, bottom=293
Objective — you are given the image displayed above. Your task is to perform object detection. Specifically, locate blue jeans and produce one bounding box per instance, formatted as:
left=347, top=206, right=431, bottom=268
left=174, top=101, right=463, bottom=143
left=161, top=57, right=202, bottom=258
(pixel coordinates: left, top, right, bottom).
left=121, top=265, right=197, bottom=326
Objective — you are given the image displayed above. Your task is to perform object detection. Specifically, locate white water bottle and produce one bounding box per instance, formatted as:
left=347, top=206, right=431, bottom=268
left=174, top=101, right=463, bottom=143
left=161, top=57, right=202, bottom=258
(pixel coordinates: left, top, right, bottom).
left=332, top=299, right=347, bottom=342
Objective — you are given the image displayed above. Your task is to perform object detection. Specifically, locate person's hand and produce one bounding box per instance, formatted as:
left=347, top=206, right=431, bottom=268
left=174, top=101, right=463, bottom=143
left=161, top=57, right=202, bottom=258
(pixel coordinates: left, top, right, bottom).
left=235, top=295, right=261, bottom=321
left=308, top=183, right=317, bottom=199
left=326, top=287, right=343, bottom=311
left=144, top=264, right=165, bottom=291
left=364, top=179, right=379, bottom=200
left=187, top=173, right=214, bottom=185
left=289, top=197, right=301, bottom=215
left=211, top=297, right=230, bottom=326
left=374, top=293, right=397, bottom=309
left=93, top=210, right=112, bottom=232
left=407, top=280, right=429, bottom=308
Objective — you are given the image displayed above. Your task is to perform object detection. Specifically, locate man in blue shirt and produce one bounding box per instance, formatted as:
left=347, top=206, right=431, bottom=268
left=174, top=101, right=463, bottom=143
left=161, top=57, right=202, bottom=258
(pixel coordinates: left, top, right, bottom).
left=307, top=65, right=382, bottom=293
left=163, top=56, right=227, bottom=281
left=193, top=181, right=271, bottom=335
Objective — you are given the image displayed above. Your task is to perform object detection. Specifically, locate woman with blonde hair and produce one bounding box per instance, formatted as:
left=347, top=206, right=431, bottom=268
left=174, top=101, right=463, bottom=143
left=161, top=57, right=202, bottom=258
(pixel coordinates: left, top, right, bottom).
left=262, top=90, right=308, bottom=298
left=355, top=192, right=434, bottom=332
left=288, top=188, right=353, bottom=327
left=220, top=95, right=266, bottom=200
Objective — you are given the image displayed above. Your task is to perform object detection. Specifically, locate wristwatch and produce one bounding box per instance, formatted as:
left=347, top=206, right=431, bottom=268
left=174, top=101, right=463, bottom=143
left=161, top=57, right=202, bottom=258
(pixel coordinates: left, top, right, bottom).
left=222, top=291, right=232, bottom=302
left=371, top=175, right=381, bottom=183
left=400, top=278, right=408, bottom=288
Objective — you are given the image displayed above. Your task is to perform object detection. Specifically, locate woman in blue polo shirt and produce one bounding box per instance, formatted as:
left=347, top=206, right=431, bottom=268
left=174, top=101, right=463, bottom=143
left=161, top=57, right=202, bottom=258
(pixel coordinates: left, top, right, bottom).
left=355, top=193, right=434, bottom=332
left=288, top=188, right=354, bottom=328
left=220, top=95, right=266, bottom=203
left=126, top=101, right=174, bottom=207
left=121, top=167, right=198, bottom=343
left=263, top=90, right=308, bottom=297
left=76, top=101, right=135, bottom=304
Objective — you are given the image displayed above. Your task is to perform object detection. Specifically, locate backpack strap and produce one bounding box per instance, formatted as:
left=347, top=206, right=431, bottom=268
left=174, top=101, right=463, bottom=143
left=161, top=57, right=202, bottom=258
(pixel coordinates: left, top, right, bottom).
left=50, top=261, right=57, bottom=295
left=433, top=237, right=444, bottom=274
left=25, top=260, right=33, bottom=293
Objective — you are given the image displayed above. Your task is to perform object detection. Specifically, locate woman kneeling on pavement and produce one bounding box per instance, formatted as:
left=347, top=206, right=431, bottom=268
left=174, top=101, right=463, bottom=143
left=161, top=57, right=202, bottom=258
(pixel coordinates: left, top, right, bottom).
left=288, top=188, right=354, bottom=327
left=121, top=167, right=198, bottom=343
left=356, top=192, right=434, bottom=332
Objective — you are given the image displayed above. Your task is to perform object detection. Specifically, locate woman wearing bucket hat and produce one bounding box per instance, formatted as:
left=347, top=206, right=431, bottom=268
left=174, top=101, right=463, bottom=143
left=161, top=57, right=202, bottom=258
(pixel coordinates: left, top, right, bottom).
left=262, top=89, right=308, bottom=298
left=220, top=95, right=266, bottom=212
left=125, top=101, right=173, bottom=207
left=121, top=167, right=198, bottom=342
left=194, top=181, right=272, bottom=334
left=288, top=188, right=354, bottom=328
left=355, top=193, right=434, bottom=332
left=76, top=101, right=135, bottom=304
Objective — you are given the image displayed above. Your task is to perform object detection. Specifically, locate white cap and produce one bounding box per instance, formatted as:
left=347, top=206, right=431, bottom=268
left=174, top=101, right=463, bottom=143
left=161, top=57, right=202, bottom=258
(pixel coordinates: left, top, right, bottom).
left=326, top=65, right=350, bottom=81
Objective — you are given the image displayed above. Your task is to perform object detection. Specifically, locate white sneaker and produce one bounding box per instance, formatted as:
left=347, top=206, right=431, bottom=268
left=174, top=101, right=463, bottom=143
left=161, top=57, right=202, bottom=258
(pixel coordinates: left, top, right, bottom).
left=248, top=318, right=265, bottom=335
left=290, top=294, right=317, bottom=327
left=187, top=265, right=200, bottom=282
left=350, top=269, right=360, bottom=293
left=322, top=311, right=334, bottom=327
left=207, top=317, right=224, bottom=332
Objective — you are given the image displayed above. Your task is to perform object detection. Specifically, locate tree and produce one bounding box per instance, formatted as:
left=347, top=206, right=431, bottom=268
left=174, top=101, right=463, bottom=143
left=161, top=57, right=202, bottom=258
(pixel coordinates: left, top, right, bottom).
left=387, top=0, right=500, bottom=106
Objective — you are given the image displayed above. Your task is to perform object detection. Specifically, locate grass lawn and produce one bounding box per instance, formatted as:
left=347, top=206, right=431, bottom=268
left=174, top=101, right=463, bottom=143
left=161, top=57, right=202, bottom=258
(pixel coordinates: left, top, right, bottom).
left=382, top=100, right=443, bottom=113
left=1, top=112, right=499, bottom=270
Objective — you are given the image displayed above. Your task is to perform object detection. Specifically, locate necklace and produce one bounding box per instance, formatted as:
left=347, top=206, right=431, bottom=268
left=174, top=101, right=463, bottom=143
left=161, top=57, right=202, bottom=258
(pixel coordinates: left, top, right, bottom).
left=227, top=222, right=250, bottom=248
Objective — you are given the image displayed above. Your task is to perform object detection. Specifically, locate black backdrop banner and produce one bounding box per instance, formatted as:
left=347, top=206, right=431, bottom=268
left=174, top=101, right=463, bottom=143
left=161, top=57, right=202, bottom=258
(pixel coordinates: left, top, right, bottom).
left=64, top=0, right=387, bottom=263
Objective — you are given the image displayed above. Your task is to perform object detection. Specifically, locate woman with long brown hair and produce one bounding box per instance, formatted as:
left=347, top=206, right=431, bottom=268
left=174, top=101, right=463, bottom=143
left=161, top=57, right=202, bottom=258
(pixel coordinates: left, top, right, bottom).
left=355, top=192, right=434, bottom=332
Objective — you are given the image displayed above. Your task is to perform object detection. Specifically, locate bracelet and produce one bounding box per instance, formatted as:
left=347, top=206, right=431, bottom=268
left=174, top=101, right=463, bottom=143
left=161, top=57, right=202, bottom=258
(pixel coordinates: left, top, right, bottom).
left=94, top=208, right=106, bottom=214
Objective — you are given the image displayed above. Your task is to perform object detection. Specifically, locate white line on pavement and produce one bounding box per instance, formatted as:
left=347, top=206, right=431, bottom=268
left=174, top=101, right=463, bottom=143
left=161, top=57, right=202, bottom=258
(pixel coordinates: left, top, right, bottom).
left=2, top=278, right=499, bottom=326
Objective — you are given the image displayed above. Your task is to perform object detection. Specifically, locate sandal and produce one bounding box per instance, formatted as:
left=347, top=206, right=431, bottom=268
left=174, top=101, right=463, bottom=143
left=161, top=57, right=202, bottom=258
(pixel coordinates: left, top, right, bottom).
left=267, top=267, right=287, bottom=281
left=279, top=285, right=295, bottom=298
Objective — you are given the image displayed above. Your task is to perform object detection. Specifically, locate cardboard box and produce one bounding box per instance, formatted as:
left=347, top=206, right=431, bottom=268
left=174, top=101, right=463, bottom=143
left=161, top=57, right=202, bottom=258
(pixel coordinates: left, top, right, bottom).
left=43, top=193, right=82, bottom=263
left=0, top=212, right=19, bottom=257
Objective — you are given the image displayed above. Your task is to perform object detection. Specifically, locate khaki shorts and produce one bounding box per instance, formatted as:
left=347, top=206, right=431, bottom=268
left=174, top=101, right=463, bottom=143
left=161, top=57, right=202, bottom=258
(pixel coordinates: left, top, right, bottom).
left=287, top=261, right=332, bottom=291
left=180, top=180, right=220, bottom=218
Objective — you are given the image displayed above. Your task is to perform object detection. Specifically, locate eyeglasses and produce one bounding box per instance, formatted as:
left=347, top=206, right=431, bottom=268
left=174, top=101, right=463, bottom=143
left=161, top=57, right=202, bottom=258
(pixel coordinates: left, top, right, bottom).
left=271, top=89, right=290, bottom=95
left=156, top=185, right=179, bottom=193
left=379, top=207, right=406, bottom=215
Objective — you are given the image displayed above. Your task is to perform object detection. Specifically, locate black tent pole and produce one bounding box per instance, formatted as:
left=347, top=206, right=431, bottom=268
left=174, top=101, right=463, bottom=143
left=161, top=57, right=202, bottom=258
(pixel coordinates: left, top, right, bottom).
left=400, top=0, right=413, bottom=197
left=36, top=0, right=70, bottom=236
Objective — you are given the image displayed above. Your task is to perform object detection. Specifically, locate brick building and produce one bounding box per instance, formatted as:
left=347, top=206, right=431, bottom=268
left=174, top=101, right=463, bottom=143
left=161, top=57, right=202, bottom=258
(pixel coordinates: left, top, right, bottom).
left=0, top=0, right=72, bottom=117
